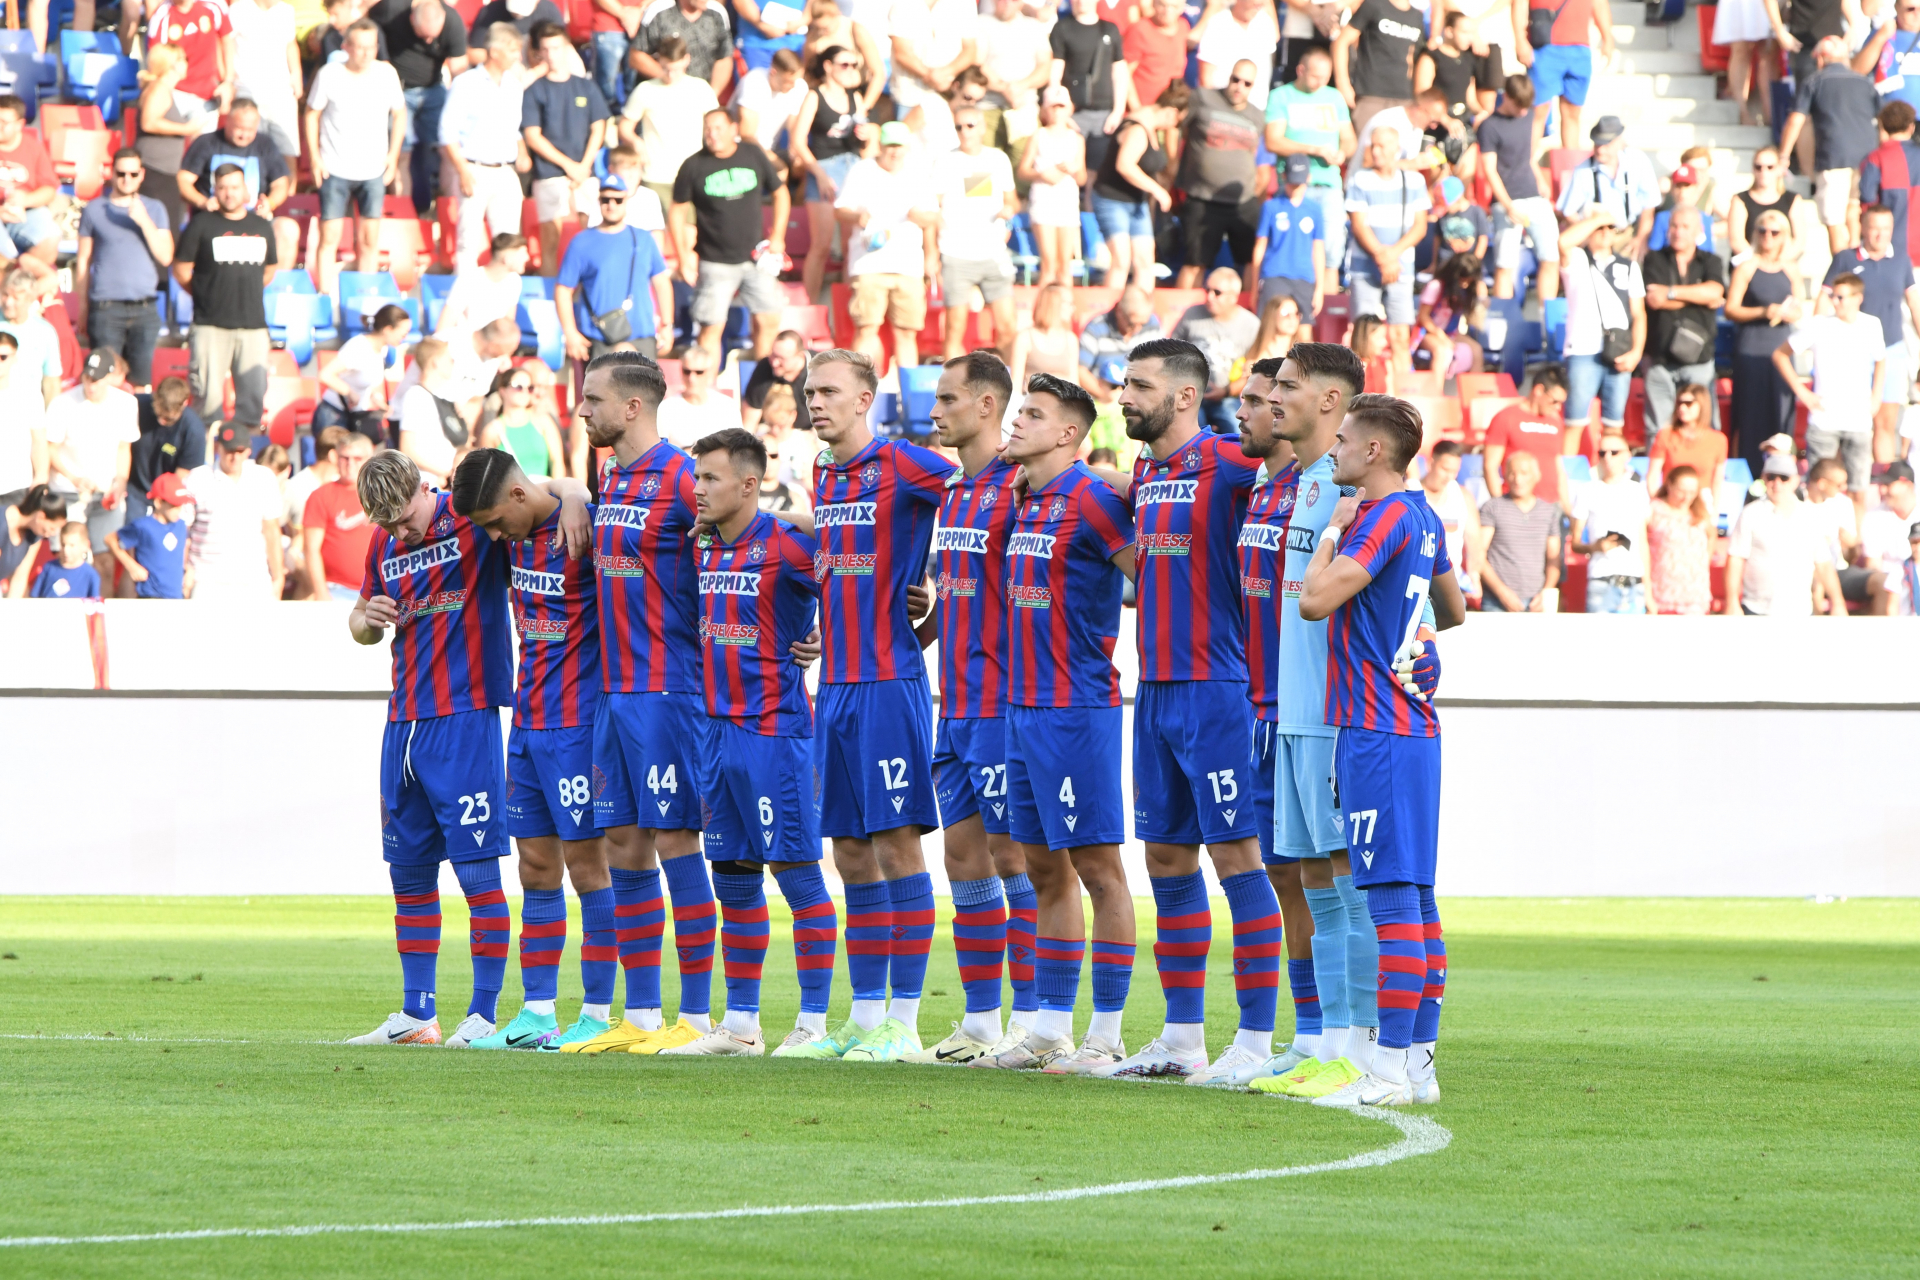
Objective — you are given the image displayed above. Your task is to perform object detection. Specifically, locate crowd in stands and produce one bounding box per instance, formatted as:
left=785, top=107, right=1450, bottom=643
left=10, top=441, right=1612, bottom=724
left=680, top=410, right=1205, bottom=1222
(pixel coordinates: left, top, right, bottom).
left=3, top=0, right=1920, bottom=616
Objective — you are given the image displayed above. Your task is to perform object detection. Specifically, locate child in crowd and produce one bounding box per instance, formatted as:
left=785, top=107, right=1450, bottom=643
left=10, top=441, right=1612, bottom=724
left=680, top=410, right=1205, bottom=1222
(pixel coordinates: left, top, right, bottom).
left=105, top=473, right=194, bottom=600
left=30, top=522, right=104, bottom=599
left=1352, top=314, right=1396, bottom=395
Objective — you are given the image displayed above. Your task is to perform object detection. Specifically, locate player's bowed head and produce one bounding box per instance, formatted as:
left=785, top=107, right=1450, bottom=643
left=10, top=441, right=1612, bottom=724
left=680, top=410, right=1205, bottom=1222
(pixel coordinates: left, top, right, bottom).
left=450, top=447, right=558, bottom=543
left=805, top=348, right=879, bottom=455
left=691, top=428, right=769, bottom=542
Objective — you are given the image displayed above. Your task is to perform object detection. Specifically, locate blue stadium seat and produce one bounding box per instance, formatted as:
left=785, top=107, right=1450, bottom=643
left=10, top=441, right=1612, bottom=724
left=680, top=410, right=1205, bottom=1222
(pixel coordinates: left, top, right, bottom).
left=419, top=273, right=454, bottom=332
left=735, top=358, right=759, bottom=401
left=1541, top=297, right=1568, bottom=359
left=1008, top=212, right=1040, bottom=285
left=518, top=298, right=565, bottom=371
left=1457, top=453, right=1484, bottom=483
left=899, top=364, right=941, bottom=432
left=263, top=271, right=334, bottom=360
left=868, top=389, right=901, bottom=437
left=1723, top=458, right=1752, bottom=489
left=1563, top=455, right=1592, bottom=485
left=61, top=33, right=138, bottom=123
left=0, top=45, right=57, bottom=94
left=335, top=270, right=404, bottom=339
left=1629, top=455, right=1649, bottom=480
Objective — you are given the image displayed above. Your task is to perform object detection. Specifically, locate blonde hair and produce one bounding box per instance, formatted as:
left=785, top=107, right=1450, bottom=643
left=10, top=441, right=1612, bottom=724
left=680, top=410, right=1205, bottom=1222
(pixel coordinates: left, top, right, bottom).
left=760, top=382, right=797, bottom=421
left=141, top=44, right=185, bottom=86
left=357, top=450, right=424, bottom=525
left=806, top=347, right=878, bottom=394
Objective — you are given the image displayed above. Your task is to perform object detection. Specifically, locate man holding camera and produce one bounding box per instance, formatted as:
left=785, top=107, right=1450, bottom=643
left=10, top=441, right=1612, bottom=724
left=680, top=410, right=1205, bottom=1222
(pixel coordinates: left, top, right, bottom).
left=1566, top=425, right=1651, bottom=614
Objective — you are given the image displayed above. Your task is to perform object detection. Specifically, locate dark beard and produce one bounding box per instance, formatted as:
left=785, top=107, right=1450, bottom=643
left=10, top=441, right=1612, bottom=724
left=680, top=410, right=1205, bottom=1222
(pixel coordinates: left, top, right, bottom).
left=1122, top=394, right=1174, bottom=444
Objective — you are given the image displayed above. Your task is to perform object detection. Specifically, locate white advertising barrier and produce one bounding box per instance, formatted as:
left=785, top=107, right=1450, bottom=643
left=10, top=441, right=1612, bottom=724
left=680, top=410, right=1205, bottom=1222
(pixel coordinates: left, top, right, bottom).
left=1, top=602, right=1916, bottom=896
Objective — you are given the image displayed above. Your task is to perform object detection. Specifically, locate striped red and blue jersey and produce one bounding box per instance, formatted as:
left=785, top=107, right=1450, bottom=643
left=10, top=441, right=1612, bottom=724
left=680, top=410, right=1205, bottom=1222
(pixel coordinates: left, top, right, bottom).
left=933, top=455, right=1020, bottom=719
left=509, top=503, right=602, bottom=730
left=1005, top=463, right=1135, bottom=709
left=1239, top=461, right=1300, bottom=723
left=596, top=441, right=701, bottom=695
left=695, top=511, right=821, bottom=737
left=361, top=491, right=513, bottom=722
left=1327, top=492, right=1452, bottom=738
left=1130, top=429, right=1262, bottom=683
left=812, top=437, right=956, bottom=684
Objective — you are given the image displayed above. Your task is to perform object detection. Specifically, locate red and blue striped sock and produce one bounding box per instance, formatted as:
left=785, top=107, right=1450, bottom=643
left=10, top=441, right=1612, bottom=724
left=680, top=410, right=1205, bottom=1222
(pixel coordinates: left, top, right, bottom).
left=950, top=876, right=1007, bottom=1013
left=1366, top=882, right=1424, bottom=1051
left=1222, top=870, right=1282, bottom=1033
left=774, top=865, right=836, bottom=1014
left=1415, top=884, right=1446, bottom=1046
left=517, top=888, right=566, bottom=1005
left=713, top=872, right=769, bottom=1016
left=842, top=880, right=892, bottom=1003
left=454, top=859, right=508, bottom=1022
left=609, top=867, right=664, bottom=1016
left=390, top=864, right=440, bottom=1021
left=1090, top=938, right=1134, bottom=1012
left=1288, top=958, right=1322, bottom=1038
left=886, top=872, right=935, bottom=1000
left=662, top=853, right=715, bottom=1016
left=1002, top=872, right=1039, bottom=1019
left=1036, top=935, right=1085, bottom=1013
left=577, top=886, right=616, bottom=1009
left=1150, top=872, right=1211, bottom=1025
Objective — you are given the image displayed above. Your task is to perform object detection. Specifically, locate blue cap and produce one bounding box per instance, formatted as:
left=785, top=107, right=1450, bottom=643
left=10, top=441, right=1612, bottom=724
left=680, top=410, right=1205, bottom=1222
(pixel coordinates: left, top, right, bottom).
left=1095, top=354, right=1128, bottom=386
left=599, top=174, right=630, bottom=193
left=1440, top=176, right=1465, bottom=204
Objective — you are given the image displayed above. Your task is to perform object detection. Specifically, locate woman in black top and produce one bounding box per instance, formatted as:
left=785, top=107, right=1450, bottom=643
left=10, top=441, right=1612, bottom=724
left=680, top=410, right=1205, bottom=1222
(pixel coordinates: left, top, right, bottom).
left=789, top=46, right=876, bottom=299
left=1724, top=209, right=1802, bottom=475
left=3, top=486, right=67, bottom=599
left=1089, top=83, right=1189, bottom=288
left=1414, top=11, right=1496, bottom=128
left=1728, top=145, right=1812, bottom=261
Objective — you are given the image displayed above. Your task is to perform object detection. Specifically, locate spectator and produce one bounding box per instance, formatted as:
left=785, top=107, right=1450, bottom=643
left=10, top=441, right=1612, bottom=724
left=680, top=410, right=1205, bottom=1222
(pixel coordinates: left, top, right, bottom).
left=1350, top=84, right=1456, bottom=177
left=1856, top=0, right=1920, bottom=116
left=1512, top=0, right=1610, bottom=148
left=136, top=44, right=209, bottom=238
left=308, top=0, right=389, bottom=65
left=629, top=0, right=734, bottom=95
left=1417, top=438, right=1481, bottom=601
left=304, top=20, right=407, bottom=296
left=1346, top=126, right=1431, bottom=371
left=106, top=472, right=195, bottom=599
left=1556, top=115, right=1657, bottom=254
left=1476, top=75, right=1555, bottom=301
left=1235, top=293, right=1305, bottom=387
left=1566, top=427, right=1651, bottom=614
left=1559, top=207, right=1645, bottom=451
left=1726, top=207, right=1803, bottom=475
left=29, top=522, right=103, bottom=599
left=126, top=377, right=204, bottom=523
left=837, top=122, right=939, bottom=370
left=1645, top=463, right=1714, bottom=614
left=1483, top=362, right=1571, bottom=502
left=656, top=344, right=741, bottom=447
left=1645, top=381, right=1727, bottom=497
left=1642, top=203, right=1726, bottom=436
left=1265, top=47, right=1354, bottom=283
left=2, top=484, right=64, bottom=597
left=1651, top=158, right=1718, bottom=253
left=1090, top=81, right=1187, bottom=289
left=743, top=330, right=810, bottom=430
left=440, top=25, right=533, bottom=272
left=438, top=233, right=532, bottom=338
left=316, top=303, right=410, bottom=442
left=1019, top=86, right=1090, bottom=289
left=0, top=270, right=58, bottom=406
left=620, top=34, right=722, bottom=211
left=733, top=0, right=809, bottom=75
left=1431, top=176, right=1490, bottom=263
left=469, top=0, right=566, bottom=57
left=671, top=109, right=789, bottom=360
left=1729, top=144, right=1815, bottom=261
left=557, top=175, right=675, bottom=364
left=1011, top=280, right=1081, bottom=397
left=1804, top=455, right=1860, bottom=568
left=1725, top=453, right=1844, bottom=616
left=0, top=331, right=45, bottom=501
left=175, top=164, right=279, bottom=429
left=1174, top=59, right=1266, bottom=289
left=393, top=339, right=468, bottom=486
left=753, top=382, right=816, bottom=501
left=1416, top=10, right=1497, bottom=131
left=1123, top=0, right=1188, bottom=112
left=1477, top=450, right=1561, bottom=612
left=229, top=0, right=303, bottom=157
left=370, top=0, right=468, bottom=216
left=936, top=104, right=1019, bottom=361
left=1716, top=0, right=1786, bottom=128
left=1078, top=283, right=1162, bottom=403
left=891, top=0, right=980, bottom=139
left=75, top=151, right=176, bottom=393
left=179, top=98, right=301, bottom=277
left=1778, top=272, right=1884, bottom=506
left=1195, top=0, right=1280, bottom=110
left=1250, top=154, right=1327, bottom=319
left=1861, top=103, right=1920, bottom=265
left=1335, top=0, right=1423, bottom=140
left=479, top=367, right=570, bottom=478
left=146, top=0, right=237, bottom=110
left=46, top=350, right=140, bottom=583
left=1855, top=460, right=1920, bottom=612
left=441, top=319, right=523, bottom=411
left=1049, top=0, right=1126, bottom=170
left=737, top=49, right=810, bottom=154
left=1780, top=36, right=1880, bottom=255
left=185, top=422, right=286, bottom=600
left=1416, top=251, right=1486, bottom=376
left=1823, top=204, right=1920, bottom=466
left=283, top=423, right=342, bottom=549
left=0, top=95, right=61, bottom=285
left=580, top=0, right=642, bottom=111
left=1172, top=266, right=1259, bottom=433
left=791, top=46, right=878, bottom=299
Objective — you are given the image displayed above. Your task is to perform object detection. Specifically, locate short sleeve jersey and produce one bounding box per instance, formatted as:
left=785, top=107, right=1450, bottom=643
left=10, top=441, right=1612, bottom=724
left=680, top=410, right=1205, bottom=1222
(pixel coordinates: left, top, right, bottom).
left=1129, top=429, right=1261, bottom=683
left=1327, top=492, right=1452, bottom=738
left=695, top=510, right=822, bottom=737
left=1275, top=450, right=1355, bottom=737
left=595, top=440, right=702, bottom=695
left=812, top=437, right=957, bottom=684
left=934, top=455, right=1020, bottom=719
left=1239, top=461, right=1299, bottom=723
left=361, top=492, right=514, bottom=723
left=509, top=503, right=602, bottom=730
left=1005, top=463, right=1135, bottom=709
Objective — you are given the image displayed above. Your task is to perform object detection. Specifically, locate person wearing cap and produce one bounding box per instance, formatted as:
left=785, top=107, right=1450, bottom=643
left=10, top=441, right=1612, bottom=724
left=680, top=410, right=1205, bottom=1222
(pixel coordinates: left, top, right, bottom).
left=1173, top=58, right=1270, bottom=290
left=440, top=25, right=533, bottom=272
left=1778, top=272, right=1885, bottom=509
left=46, top=349, right=140, bottom=585
left=1431, top=174, right=1489, bottom=264
left=1018, top=85, right=1088, bottom=289
left=1821, top=203, right=1920, bottom=466
left=1643, top=203, right=1727, bottom=440
left=1849, top=460, right=1920, bottom=612
left=1250, top=154, right=1327, bottom=320
left=670, top=107, right=789, bottom=361
left=1649, top=161, right=1716, bottom=255
left=1780, top=35, right=1882, bottom=255
left=555, top=174, right=674, bottom=367
left=1558, top=205, right=1646, bottom=452
left=184, top=421, right=286, bottom=600
left=1511, top=0, right=1613, bottom=150
left=1725, top=453, right=1845, bottom=616
left=835, top=120, right=939, bottom=372
left=1556, top=115, right=1658, bottom=256
left=105, top=471, right=194, bottom=600
left=174, top=164, right=279, bottom=431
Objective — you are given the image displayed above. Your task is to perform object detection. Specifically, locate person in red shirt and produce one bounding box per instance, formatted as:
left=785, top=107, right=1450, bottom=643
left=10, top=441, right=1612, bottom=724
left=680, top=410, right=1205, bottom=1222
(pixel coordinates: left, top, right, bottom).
left=0, top=95, right=60, bottom=283
left=145, top=0, right=236, bottom=107
left=1482, top=363, right=1576, bottom=503
left=302, top=431, right=377, bottom=601
left=1123, top=0, right=1189, bottom=109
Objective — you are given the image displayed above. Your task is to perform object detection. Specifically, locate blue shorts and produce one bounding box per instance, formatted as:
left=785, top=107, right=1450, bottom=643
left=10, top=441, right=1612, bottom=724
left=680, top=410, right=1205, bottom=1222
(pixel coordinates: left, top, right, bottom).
left=379, top=708, right=509, bottom=866
left=1252, top=719, right=1298, bottom=867
left=814, top=677, right=939, bottom=839
left=933, top=716, right=1010, bottom=835
left=1334, top=727, right=1442, bottom=889
left=1132, top=681, right=1258, bottom=846
left=695, top=717, right=822, bottom=864
left=505, top=724, right=604, bottom=842
left=1529, top=43, right=1593, bottom=106
left=592, top=690, right=704, bottom=831
left=319, top=173, right=385, bottom=221
left=1, top=205, right=55, bottom=250
left=1090, top=192, right=1153, bottom=241
left=1006, top=704, right=1125, bottom=851
left=1275, top=731, right=1345, bottom=859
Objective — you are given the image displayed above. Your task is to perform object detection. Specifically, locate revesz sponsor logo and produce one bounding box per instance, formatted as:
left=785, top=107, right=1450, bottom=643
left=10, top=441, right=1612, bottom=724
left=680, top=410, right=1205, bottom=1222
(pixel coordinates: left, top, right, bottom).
left=1238, top=523, right=1285, bottom=551
left=396, top=588, right=468, bottom=624
left=818, top=553, right=876, bottom=575
left=935, top=571, right=977, bottom=599
left=384, top=538, right=462, bottom=580
left=699, top=617, right=760, bottom=646
left=815, top=502, right=878, bottom=527
left=699, top=570, right=762, bottom=596
left=1136, top=479, right=1199, bottom=506
left=595, top=553, right=645, bottom=578
left=1006, top=532, right=1056, bottom=558
left=595, top=505, right=650, bottom=530
left=511, top=566, right=567, bottom=596
left=1241, top=575, right=1273, bottom=598
left=934, top=525, right=991, bottom=555
left=1008, top=583, right=1052, bottom=608
left=1137, top=532, right=1192, bottom=555
left=519, top=616, right=568, bottom=641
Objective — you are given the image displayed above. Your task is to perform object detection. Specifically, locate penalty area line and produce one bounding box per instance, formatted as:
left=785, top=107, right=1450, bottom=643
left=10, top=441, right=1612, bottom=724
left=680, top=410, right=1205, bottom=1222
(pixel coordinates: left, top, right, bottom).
left=0, top=1109, right=1450, bottom=1250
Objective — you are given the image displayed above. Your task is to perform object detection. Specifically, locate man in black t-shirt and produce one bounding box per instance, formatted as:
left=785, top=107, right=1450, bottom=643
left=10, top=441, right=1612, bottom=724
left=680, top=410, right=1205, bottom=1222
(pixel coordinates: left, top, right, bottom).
left=1050, top=0, right=1125, bottom=171
left=671, top=109, right=790, bottom=360
left=172, top=166, right=279, bottom=428
left=1642, top=203, right=1727, bottom=437
left=369, top=0, right=470, bottom=214
left=742, top=331, right=810, bottom=430
left=178, top=101, right=300, bottom=273
left=1333, top=0, right=1423, bottom=141
left=126, top=377, right=206, bottom=521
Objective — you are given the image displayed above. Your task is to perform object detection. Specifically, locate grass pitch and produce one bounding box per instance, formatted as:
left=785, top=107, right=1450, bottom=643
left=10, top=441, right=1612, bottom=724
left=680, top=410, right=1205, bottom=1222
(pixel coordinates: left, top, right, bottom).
left=1, top=896, right=1916, bottom=1277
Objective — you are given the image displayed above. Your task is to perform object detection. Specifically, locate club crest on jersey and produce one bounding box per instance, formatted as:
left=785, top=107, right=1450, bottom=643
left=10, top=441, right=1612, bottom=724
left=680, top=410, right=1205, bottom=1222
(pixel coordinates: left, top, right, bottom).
left=639, top=474, right=662, bottom=498
left=860, top=461, right=882, bottom=486
left=1049, top=495, right=1066, bottom=521
left=813, top=547, right=830, bottom=580
left=979, top=486, right=997, bottom=509
left=748, top=539, right=766, bottom=563
left=430, top=514, right=455, bottom=538
left=1305, top=481, right=1321, bottom=507
left=1182, top=445, right=1202, bottom=470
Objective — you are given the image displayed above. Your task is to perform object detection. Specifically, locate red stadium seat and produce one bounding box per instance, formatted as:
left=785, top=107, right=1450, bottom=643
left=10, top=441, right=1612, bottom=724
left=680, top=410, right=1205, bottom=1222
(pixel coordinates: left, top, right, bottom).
left=1699, top=5, right=1732, bottom=72
left=1548, top=149, right=1593, bottom=203
left=150, top=346, right=189, bottom=386
left=1313, top=292, right=1351, bottom=344
left=57, top=128, right=113, bottom=200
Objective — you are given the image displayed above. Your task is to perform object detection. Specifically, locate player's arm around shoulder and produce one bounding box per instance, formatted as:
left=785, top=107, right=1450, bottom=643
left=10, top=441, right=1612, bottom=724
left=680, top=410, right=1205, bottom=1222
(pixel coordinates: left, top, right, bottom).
left=1298, top=489, right=1374, bottom=621
left=775, top=519, right=825, bottom=665
left=1083, top=475, right=1139, bottom=582
left=531, top=475, right=594, bottom=557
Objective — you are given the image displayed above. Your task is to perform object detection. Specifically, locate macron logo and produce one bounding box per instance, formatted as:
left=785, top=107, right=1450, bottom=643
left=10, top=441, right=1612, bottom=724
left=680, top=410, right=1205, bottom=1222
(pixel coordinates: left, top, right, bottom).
left=934, top=525, right=991, bottom=555
left=384, top=538, right=462, bottom=579
left=699, top=570, right=761, bottom=596
left=595, top=505, right=650, bottom=530
left=511, top=566, right=566, bottom=596
left=815, top=502, right=877, bottom=528
left=1136, top=479, right=1199, bottom=506
left=1006, top=532, right=1057, bottom=558
left=1238, top=523, right=1285, bottom=551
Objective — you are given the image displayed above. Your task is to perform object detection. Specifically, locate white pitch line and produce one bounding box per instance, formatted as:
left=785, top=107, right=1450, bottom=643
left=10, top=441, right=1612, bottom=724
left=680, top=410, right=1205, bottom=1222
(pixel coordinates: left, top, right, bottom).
left=0, top=1033, right=259, bottom=1044
left=0, top=1109, right=1449, bottom=1250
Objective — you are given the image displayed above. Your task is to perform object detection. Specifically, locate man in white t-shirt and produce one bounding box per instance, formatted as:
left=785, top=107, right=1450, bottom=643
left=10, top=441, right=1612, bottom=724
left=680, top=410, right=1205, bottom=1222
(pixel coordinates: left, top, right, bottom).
left=1566, top=426, right=1652, bottom=614
left=656, top=343, right=741, bottom=447
left=1725, top=453, right=1843, bottom=616
left=46, top=349, right=140, bottom=581
left=889, top=0, right=979, bottom=125
left=1803, top=456, right=1860, bottom=568
left=934, top=104, right=1019, bottom=361
left=1195, top=0, right=1281, bottom=110
left=303, top=20, right=408, bottom=294
left=735, top=49, right=809, bottom=154
left=439, top=26, right=531, bottom=270
left=186, top=422, right=286, bottom=600
left=436, top=234, right=532, bottom=338
left=835, top=122, right=940, bottom=370
left=1779, top=273, right=1885, bottom=506
left=1855, top=460, right=1920, bottom=613
left=977, top=0, right=1052, bottom=136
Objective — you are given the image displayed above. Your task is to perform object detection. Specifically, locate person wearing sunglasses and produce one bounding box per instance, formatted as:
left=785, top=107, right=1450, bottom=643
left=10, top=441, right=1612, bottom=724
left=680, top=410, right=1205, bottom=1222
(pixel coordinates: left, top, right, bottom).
left=1729, top=144, right=1812, bottom=260
left=790, top=46, right=878, bottom=300
left=478, top=368, right=568, bottom=480
left=1860, top=0, right=1920, bottom=116
left=555, top=175, right=675, bottom=367
left=1566, top=428, right=1652, bottom=614
left=74, top=149, right=176, bottom=394
left=1725, top=207, right=1804, bottom=477
left=1725, top=452, right=1846, bottom=616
